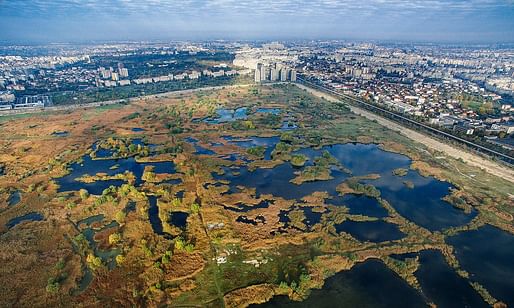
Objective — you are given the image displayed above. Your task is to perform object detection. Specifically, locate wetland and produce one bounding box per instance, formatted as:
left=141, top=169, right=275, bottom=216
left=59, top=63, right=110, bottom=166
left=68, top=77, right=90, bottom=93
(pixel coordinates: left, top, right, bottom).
left=0, top=84, right=513, bottom=307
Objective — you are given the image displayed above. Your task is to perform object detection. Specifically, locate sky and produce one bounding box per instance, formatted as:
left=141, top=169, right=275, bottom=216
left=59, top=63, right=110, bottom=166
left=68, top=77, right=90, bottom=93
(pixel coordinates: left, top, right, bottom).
left=0, top=0, right=513, bottom=43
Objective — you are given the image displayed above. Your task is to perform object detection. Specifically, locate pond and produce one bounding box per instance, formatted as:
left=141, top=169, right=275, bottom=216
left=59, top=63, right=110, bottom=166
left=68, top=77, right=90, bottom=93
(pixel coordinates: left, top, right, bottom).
left=125, top=201, right=136, bottom=213
left=74, top=216, right=121, bottom=292
left=52, top=131, right=69, bottom=137
left=252, top=259, right=426, bottom=307
left=169, top=211, right=189, bottom=229
left=335, top=220, right=405, bottom=242
left=214, top=143, right=411, bottom=200
left=280, top=121, right=298, bottom=130
left=81, top=221, right=120, bottom=270
left=296, top=143, right=411, bottom=175
left=223, top=136, right=280, bottom=160
left=204, top=107, right=248, bottom=124
left=328, top=194, right=389, bottom=218
left=222, top=200, right=272, bottom=213
left=213, top=141, right=476, bottom=233
left=446, top=225, right=514, bottom=306
left=415, top=250, right=487, bottom=307
left=148, top=196, right=164, bottom=235
left=131, top=127, right=145, bottom=132
left=185, top=137, right=216, bottom=155
left=74, top=267, right=93, bottom=295
left=301, top=206, right=323, bottom=227
left=368, top=170, right=476, bottom=231
left=214, top=163, right=349, bottom=200
left=281, top=113, right=298, bottom=131
left=193, top=144, right=216, bottom=155
left=56, top=149, right=177, bottom=195
left=77, top=214, right=105, bottom=227
left=7, top=190, right=21, bottom=207
left=256, top=107, right=281, bottom=115
left=6, top=212, right=44, bottom=229
left=236, top=215, right=266, bottom=225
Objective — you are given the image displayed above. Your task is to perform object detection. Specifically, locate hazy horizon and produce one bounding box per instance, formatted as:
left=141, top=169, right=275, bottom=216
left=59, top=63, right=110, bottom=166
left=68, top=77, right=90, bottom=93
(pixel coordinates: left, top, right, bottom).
left=1, top=0, right=514, bottom=44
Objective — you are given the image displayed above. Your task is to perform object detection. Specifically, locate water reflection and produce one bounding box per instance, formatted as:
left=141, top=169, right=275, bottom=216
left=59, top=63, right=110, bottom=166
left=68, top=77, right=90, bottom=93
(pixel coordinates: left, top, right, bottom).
left=335, top=220, right=405, bottom=242
left=415, top=250, right=487, bottom=307
left=252, top=259, right=426, bottom=307
left=6, top=212, right=44, bottom=229
left=447, top=225, right=514, bottom=306
left=368, top=170, right=476, bottom=231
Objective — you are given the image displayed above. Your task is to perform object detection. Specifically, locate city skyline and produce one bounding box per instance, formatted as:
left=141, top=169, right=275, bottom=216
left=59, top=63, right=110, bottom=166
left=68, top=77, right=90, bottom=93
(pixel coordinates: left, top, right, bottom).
left=1, top=3, right=514, bottom=305
left=1, top=0, right=514, bottom=43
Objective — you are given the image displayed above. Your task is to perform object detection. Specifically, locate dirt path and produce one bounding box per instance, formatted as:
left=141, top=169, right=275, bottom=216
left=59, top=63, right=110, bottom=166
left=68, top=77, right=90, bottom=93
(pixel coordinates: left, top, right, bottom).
left=295, top=83, right=514, bottom=184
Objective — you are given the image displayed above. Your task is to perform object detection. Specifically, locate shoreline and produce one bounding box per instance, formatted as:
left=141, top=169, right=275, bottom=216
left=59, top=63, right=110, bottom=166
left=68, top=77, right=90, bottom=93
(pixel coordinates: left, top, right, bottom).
left=294, top=82, right=514, bottom=184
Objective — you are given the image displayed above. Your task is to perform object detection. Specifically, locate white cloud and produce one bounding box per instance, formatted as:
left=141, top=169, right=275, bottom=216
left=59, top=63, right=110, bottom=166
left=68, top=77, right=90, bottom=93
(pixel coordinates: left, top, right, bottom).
left=2, top=0, right=513, bottom=18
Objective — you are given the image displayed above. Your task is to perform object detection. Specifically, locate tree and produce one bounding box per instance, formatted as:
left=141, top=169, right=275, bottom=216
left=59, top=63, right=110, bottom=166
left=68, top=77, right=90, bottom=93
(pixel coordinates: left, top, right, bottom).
left=115, top=254, right=125, bottom=265
left=174, top=238, right=185, bottom=251
left=280, top=132, right=294, bottom=143
left=109, top=233, right=122, bottom=245
left=55, top=258, right=65, bottom=270
left=191, top=203, right=200, bottom=214
left=86, top=254, right=103, bottom=270
left=115, top=211, right=126, bottom=224
left=171, top=198, right=182, bottom=207
left=247, top=146, right=266, bottom=158
left=184, top=244, right=195, bottom=253
left=162, top=250, right=172, bottom=264
left=46, top=278, right=60, bottom=293
left=290, top=154, right=307, bottom=167
left=79, top=189, right=89, bottom=201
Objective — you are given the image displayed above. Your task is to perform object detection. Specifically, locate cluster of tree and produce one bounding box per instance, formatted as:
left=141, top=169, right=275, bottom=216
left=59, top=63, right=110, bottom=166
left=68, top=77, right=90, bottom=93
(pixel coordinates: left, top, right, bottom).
left=190, top=202, right=201, bottom=214
left=345, top=179, right=381, bottom=198
left=140, top=239, right=153, bottom=258
left=109, top=233, right=122, bottom=245
left=174, top=237, right=195, bottom=253
left=45, top=259, right=68, bottom=294
left=392, top=168, right=408, bottom=177
left=271, top=141, right=293, bottom=159
left=246, top=146, right=266, bottom=158
left=257, top=114, right=281, bottom=127
left=164, top=106, right=185, bottom=134
left=93, top=137, right=150, bottom=158
left=123, top=112, right=141, bottom=120
left=51, top=74, right=249, bottom=106
left=290, top=154, right=308, bottom=167
left=231, top=120, right=255, bottom=130
left=86, top=254, right=103, bottom=270
left=277, top=272, right=312, bottom=299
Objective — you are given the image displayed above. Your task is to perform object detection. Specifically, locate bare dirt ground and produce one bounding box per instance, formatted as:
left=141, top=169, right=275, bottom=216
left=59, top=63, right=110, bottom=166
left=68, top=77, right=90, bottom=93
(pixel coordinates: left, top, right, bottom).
left=296, top=83, right=514, bottom=184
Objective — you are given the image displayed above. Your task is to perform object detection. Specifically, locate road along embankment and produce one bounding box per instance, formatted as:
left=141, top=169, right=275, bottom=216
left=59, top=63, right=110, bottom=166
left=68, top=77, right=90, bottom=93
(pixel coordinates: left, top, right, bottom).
left=294, top=82, right=514, bottom=184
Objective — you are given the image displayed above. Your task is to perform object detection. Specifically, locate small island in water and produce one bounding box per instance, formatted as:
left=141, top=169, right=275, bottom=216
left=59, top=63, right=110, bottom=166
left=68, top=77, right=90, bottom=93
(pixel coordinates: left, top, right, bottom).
left=0, top=84, right=513, bottom=307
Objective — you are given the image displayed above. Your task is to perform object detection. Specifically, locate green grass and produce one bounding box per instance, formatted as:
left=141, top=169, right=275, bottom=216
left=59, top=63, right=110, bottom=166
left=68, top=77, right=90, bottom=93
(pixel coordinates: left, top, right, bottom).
left=0, top=111, right=55, bottom=123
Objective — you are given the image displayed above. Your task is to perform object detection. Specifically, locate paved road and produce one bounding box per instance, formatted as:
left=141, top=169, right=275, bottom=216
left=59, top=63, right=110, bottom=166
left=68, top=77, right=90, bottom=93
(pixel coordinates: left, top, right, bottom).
left=295, top=83, right=514, bottom=184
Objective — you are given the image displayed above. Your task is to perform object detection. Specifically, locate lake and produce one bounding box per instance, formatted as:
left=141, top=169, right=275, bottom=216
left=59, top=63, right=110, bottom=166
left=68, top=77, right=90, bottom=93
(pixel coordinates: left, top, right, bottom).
left=252, top=259, right=427, bottom=307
